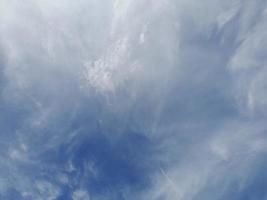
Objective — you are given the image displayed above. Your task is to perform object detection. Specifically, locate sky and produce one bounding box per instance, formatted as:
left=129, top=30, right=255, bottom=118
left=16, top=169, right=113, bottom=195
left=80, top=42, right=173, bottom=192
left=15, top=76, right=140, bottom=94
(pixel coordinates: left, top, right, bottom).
left=1, top=0, right=267, bottom=199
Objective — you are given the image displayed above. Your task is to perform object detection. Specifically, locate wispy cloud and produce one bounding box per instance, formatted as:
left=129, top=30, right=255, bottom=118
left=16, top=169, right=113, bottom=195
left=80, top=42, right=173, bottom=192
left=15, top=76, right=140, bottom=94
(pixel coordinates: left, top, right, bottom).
left=1, top=0, right=267, bottom=199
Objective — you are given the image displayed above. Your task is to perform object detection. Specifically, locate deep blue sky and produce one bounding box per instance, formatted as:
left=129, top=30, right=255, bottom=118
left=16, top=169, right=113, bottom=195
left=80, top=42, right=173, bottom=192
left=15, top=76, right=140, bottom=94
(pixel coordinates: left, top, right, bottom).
left=1, top=0, right=267, bottom=199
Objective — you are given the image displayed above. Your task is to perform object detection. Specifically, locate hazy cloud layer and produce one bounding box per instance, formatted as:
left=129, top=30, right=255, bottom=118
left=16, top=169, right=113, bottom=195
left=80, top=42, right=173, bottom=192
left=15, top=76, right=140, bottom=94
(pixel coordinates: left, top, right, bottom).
left=1, top=0, right=267, bottom=199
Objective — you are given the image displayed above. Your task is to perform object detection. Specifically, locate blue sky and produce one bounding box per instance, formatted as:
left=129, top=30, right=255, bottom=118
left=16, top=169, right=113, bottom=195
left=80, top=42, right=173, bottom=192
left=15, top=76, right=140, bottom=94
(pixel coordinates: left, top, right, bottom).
left=1, top=0, right=267, bottom=199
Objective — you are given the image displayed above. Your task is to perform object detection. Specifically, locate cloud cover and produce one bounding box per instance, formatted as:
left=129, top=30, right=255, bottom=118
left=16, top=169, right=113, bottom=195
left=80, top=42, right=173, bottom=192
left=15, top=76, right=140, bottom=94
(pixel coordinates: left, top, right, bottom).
left=1, top=0, right=267, bottom=199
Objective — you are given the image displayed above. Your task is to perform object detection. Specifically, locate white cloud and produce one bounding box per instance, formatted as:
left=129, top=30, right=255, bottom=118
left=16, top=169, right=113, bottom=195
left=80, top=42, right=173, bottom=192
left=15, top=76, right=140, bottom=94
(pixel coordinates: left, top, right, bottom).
left=228, top=19, right=267, bottom=114
left=35, top=181, right=61, bottom=200
left=1, top=0, right=267, bottom=199
left=72, top=189, right=90, bottom=200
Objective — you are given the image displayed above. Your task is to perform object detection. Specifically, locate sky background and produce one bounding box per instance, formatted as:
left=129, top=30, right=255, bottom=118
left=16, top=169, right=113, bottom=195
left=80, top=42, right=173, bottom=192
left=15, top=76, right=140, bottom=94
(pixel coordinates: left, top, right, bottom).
left=1, top=0, right=267, bottom=199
